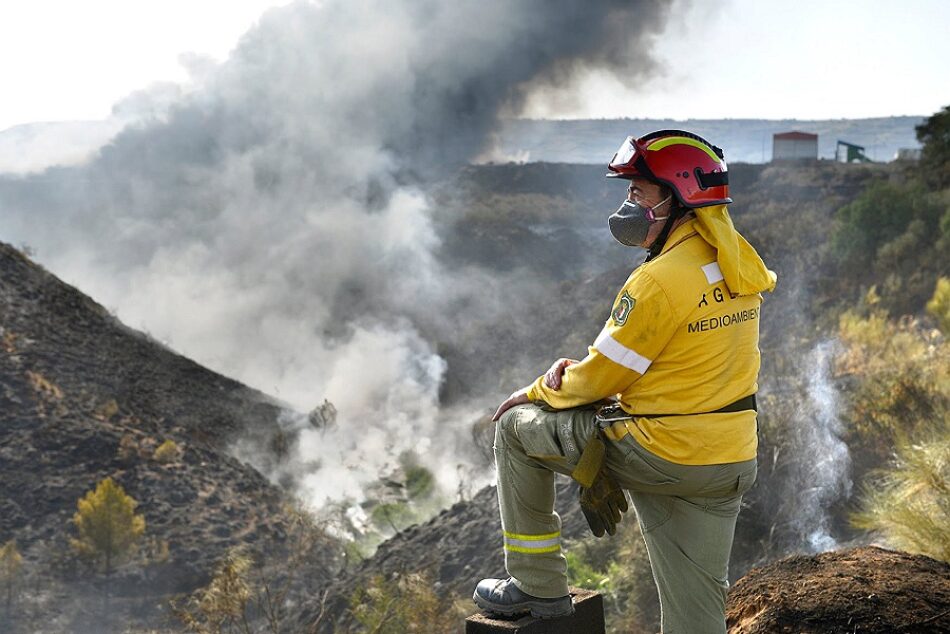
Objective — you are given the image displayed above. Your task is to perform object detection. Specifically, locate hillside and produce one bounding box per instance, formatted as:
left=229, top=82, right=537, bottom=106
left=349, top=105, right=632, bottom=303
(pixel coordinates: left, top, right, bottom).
left=1, top=153, right=946, bottom=632
left=0, top=243, right=341, bottom=633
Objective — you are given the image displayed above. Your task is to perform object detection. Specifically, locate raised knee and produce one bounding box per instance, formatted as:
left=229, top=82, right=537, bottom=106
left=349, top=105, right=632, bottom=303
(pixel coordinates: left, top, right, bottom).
left=495, top=406, right=520, bottom=442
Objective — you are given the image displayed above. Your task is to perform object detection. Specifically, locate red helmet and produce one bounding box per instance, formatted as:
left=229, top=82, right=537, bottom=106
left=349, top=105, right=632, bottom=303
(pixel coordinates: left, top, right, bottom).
left=606, top=129, right=732, bottom=207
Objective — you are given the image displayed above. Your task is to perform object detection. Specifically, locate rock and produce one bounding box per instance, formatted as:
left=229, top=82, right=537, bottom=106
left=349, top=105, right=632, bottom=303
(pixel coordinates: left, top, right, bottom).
left=308, top=399, right=337, bottom=430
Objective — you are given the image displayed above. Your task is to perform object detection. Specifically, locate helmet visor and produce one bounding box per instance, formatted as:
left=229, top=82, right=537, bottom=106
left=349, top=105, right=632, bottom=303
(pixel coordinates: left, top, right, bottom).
left=609, top=136, right=638, bottom=169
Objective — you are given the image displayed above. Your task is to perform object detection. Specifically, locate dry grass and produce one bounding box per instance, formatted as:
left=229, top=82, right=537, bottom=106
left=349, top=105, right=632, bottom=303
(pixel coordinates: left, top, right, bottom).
left=25, top=370, right=63, bottom=400
left=852, top=436, right=950, bottom=562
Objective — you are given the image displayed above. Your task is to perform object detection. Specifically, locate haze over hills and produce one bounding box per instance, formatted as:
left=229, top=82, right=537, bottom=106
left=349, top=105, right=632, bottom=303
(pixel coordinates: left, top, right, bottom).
left=0, top=116, right=924, bottom=176
left=486, top=116, right=924, bottom=164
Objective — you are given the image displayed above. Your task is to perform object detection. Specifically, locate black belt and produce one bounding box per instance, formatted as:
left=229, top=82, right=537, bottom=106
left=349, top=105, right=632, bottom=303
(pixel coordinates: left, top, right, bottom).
left=599, top=394, right=757, bottom=420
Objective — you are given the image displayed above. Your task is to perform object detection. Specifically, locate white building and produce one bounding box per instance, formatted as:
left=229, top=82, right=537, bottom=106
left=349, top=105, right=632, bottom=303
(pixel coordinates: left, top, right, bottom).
left=772, top=131, right=818, bottom=161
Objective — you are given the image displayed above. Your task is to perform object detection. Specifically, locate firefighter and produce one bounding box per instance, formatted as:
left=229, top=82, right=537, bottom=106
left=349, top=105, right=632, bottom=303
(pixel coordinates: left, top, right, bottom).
left=474, top=130, right=776, bottom=633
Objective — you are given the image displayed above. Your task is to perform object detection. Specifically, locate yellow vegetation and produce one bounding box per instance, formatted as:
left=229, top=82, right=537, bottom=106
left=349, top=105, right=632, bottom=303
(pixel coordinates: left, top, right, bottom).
left=349, top=572, right=449, bottom=634
left=835, top=309, right=949, bottom=452
left=140, top=536, right=171, bottom=565
left=153, top=439, right=183, bottom=464
left=174, top=548, right=253, bottom=634
left=26, top=370, right=63, bottom=400
left=1, top=539, right=23, bottom=611
left=117, top=433, right=160, bottom=462
left=1, top=331, right=15, bottom=354
left=172, top=504, right=338, bottom=633
left=70, top=477, right=146, bottom=574
left=852, top=437, right=950, bottom=562
left=927, top=277, right=950, bottom=333
left=838, top=304, right=950, bottom=562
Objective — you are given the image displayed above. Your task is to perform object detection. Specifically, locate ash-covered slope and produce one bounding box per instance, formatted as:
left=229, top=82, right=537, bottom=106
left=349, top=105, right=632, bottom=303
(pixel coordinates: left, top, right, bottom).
left=0, top=241, right=285, bottom=446
left=727, top=547, right=950, bottom=633
left=0, top=242, right=340, bottom=633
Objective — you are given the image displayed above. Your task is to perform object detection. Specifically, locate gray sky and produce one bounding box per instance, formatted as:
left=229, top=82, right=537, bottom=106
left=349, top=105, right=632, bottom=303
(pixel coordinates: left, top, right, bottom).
left=1, top=0, right=947, bottom=132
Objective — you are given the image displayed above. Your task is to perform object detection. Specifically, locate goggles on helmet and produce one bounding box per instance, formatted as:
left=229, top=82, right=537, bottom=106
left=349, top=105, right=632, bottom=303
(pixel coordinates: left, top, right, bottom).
left=609, top=136, right=641, bottom=172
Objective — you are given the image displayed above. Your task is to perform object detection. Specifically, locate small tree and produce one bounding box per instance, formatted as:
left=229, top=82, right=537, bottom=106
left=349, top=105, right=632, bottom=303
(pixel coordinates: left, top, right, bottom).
left=369, top=502, right=413, bottom=534
left=915, top=104, right=950, bottom=190
left=0, top=539, right=23, bottom=612
left=70, top=477, right=146, bottom=574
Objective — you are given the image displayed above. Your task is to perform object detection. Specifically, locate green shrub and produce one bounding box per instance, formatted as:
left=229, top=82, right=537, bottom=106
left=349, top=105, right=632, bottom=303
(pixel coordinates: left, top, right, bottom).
left=404, top=466, right=435, bottom=500
left=565, top=550, right=611, bottom=590
left=831, top=182, right=934, bottom=269
left=915, top=104, right=950, bottom=190
left=564, top=521, right=658, bottom=632
left=829, top=181, right=946, bottom=315
left=369, top=502, right=414, bottom=534
left=926, top=277, right=950, bottom=333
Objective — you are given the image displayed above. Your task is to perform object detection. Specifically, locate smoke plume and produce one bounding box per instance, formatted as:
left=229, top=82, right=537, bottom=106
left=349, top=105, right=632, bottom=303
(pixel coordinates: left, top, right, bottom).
left=778, top=341, right=853, bottom=551
left=0, top=0, right=674, bottom=507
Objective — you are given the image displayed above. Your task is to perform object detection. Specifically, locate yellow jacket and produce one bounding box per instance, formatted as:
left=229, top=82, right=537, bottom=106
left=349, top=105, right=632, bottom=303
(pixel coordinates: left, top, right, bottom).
left=526, top=210, right=775, bottom=465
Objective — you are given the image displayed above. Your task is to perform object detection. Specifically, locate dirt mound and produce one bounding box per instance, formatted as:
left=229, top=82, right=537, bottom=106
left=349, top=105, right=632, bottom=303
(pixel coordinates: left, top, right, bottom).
left=727, top=546, right=950, bottom=633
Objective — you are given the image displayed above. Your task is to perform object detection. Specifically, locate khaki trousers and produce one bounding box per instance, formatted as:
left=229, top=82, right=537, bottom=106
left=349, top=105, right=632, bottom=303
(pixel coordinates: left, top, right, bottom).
left=494, top=403, right=756, bottom=634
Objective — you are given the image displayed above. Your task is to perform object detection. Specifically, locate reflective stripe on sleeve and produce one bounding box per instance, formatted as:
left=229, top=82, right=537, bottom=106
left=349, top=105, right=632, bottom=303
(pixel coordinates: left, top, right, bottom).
left=503, top=530, right=561, bottom=554
left=702, top=262, right=724, bottom=284
left=594, top=328, right=652, bottom=374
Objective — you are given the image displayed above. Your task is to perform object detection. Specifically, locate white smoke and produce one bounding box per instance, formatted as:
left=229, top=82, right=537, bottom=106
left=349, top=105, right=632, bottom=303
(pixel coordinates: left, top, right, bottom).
left=0, top=0, right=674, bottom=509
left=791, top=340, right=853, bottom=551
left=259, top=323, right=447, bottom=506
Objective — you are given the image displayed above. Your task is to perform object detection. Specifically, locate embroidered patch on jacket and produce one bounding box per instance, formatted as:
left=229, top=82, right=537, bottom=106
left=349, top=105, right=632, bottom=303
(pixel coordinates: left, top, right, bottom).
left=611, top=291, right=636, bottom=326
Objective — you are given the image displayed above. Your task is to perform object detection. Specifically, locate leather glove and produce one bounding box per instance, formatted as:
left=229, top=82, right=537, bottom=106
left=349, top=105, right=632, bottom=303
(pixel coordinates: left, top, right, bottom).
left=579, top=469, right=629, bottom=537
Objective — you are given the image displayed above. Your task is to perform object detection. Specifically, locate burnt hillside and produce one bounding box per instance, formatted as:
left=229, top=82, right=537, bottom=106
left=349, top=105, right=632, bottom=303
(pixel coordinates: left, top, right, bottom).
left=0, top=243, right=340, bottom=633
left=1, top=157, right=943, bottom=633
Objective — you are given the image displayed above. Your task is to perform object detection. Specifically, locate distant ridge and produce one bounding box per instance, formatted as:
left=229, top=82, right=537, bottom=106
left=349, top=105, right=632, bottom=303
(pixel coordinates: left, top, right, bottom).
left=490, top=116, right=924, bottom=164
